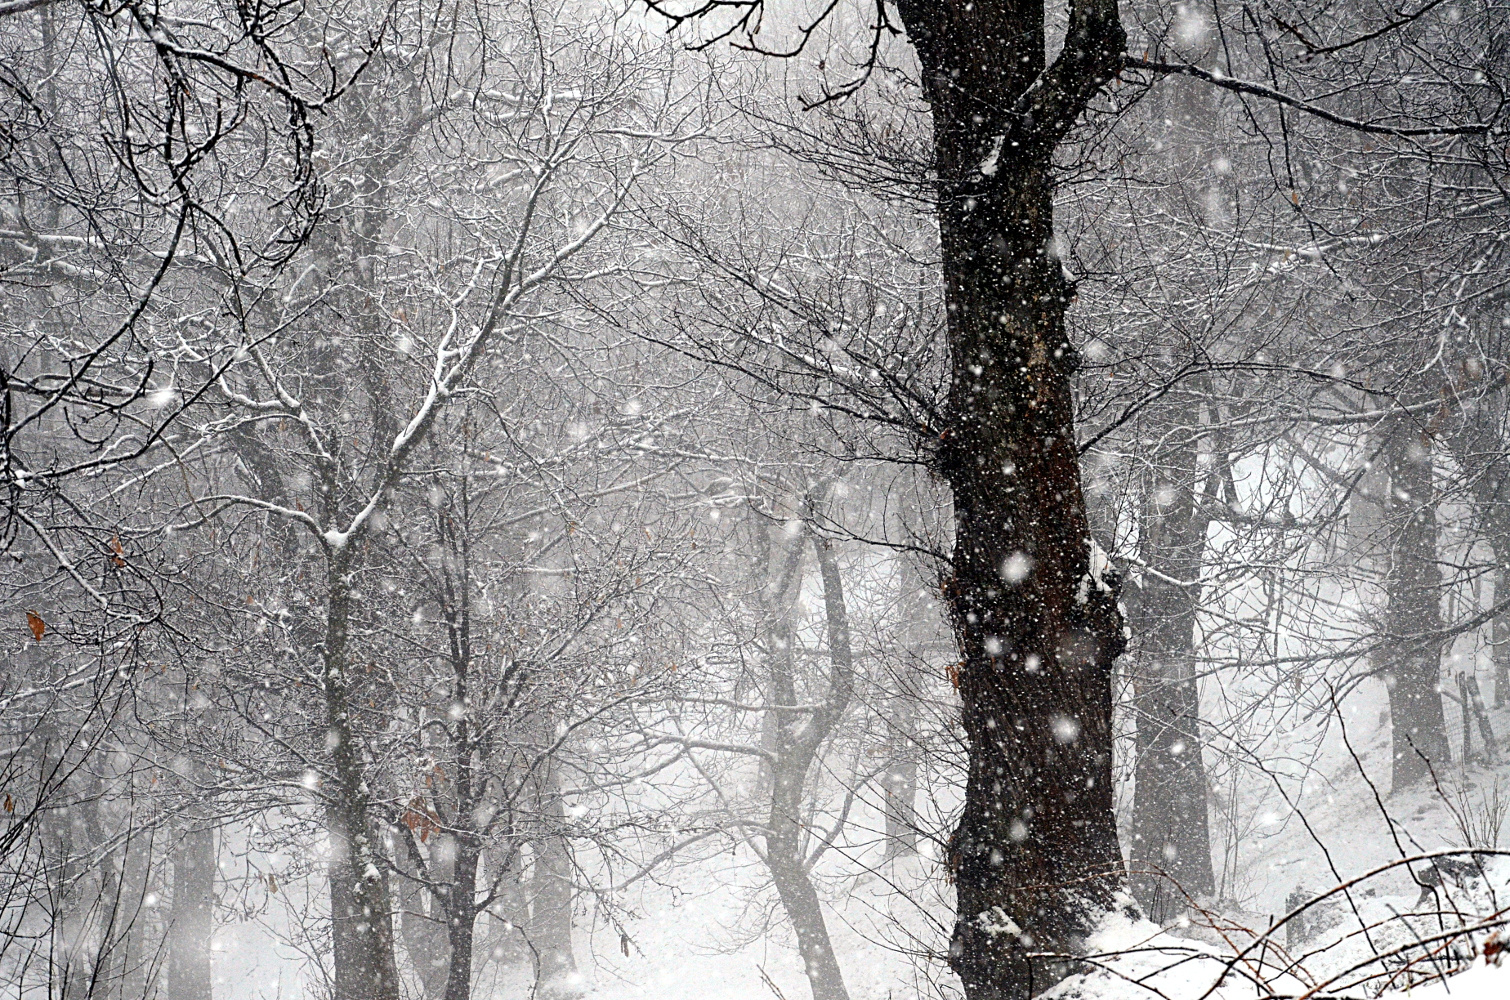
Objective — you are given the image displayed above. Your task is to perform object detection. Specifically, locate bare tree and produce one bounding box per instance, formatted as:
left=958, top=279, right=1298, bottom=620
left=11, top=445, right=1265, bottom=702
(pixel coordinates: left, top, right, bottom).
left=641, top=0, right=1505, bottom=987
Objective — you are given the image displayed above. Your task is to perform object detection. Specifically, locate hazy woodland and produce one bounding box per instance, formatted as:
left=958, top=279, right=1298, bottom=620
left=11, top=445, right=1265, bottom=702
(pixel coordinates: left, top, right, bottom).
left=4, top=2, right=1510, bottom=1000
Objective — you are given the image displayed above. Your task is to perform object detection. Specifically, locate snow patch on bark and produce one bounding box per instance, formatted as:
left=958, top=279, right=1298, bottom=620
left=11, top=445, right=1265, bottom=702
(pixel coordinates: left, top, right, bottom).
left=1077, top=538, right=1115, bottom=605
left=979, top=135, right=1005, bottom=177
left=975, top=905, right=1025, bottom=940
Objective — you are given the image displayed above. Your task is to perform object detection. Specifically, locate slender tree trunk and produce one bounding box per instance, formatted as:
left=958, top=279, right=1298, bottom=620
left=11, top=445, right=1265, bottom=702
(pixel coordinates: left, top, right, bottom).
left=1439, top=387, right=1510, bottom=706
left=881, top=751, right=920, bottom=862
left=167, top=824, right=214, bottom=1000
left=64, top=769, right=117, bottom=1000
left=1383, top=420, right=1452, bottom=790
left=323, top=552, right=402, bottom=1000
left=757, top=528, right=855, bottom=1000
left=468, top=843, right=526, bottom=976
left=891, top=3, right=1129, bottom=996
left=766, top=746, right=848, bottom=1000
left=116, top=827, right=154, bottom=1000
left=1494, top=565, right=1510, bottom=708
left=1126, top=15, right=1219, bottom=920
left=46, top=787, right=80, bottom=999
left=1125, top=428, right=1215, bottom=920
left=883, top=559, right=931, bottom=862
left=530, top=783, right=577, bottom=999
left=765, top=834, right=847, bottom=1000
left=394, top=829, right=448, bottom=1000
left=438, top=547, right=482, bottom=1000
left=88, top=781, right=150, bottom=1000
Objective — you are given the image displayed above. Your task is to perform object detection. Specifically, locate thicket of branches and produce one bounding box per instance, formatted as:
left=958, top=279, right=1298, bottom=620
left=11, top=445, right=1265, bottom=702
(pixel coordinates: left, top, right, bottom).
left=5, top=2, right=1510, bottom=1000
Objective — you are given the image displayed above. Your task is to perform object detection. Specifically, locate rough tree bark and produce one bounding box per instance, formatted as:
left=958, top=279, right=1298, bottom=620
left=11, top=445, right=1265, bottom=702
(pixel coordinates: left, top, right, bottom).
left=1124, top=421, right=1215, bottom=921
left=889, top=2, right=1130, bottom=996
left=229, top=430, right=403, bottom=1000
left=1382, top=419, right=1452, bottom=790
left=442, top=834, right=482, bottom=1000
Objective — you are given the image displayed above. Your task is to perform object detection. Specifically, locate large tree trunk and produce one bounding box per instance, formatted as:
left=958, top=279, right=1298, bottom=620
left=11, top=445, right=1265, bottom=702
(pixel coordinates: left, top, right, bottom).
left=323, top=553, right=403, bottom=1000
left=1125, top=427, right=1216, bottom=921
left=1382, top=420, right=1452, bottom=789
left=168, top=823, right=215, bottom=1000
left=892, top=3, right=1129, bottom=997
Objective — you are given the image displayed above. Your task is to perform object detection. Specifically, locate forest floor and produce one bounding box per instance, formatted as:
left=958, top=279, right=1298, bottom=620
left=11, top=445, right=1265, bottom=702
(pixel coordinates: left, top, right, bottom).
left=579, top=686, right=1510, bottom=1000
left=205, top=685, right=1510, bottom=1000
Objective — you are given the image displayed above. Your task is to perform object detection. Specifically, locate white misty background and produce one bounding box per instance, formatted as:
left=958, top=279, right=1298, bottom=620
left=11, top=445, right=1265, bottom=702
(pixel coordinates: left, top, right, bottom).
left=3, top=2, right=1509, bottom=1000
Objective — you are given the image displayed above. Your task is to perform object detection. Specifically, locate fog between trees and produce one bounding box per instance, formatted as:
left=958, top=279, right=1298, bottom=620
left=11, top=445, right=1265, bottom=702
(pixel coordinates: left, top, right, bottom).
left=4, top=2, right=1510, bottom=1000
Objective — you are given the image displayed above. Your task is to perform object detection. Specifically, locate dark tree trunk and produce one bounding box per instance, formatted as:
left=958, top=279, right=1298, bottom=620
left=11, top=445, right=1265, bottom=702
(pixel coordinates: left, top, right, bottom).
left=1125, top=427, right=1215, bottom=921
left=168, top=824, right=214, bottom=1000
left=891, top=3, right=1129, bottom=997
left=1382, top=420, right=1452, bottom=790
left=323, top=552, right=403, bottom=1000
left=441, top=839, right=481, bottom=1000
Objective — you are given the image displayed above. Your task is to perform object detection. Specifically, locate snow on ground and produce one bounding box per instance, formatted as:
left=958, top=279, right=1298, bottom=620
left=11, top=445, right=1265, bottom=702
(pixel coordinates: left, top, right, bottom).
left=1383, top=955, right=1510, bottom=1000
left=1047, top=904, right=1510, bottom=1000
left=574, top=840, right=1510, bottom=1000
left=570, top=681, right=1510, bottom=1000
left=581, top=851, right=952, bottom=1000
left=201, top=683, right=1510, bottom=1000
